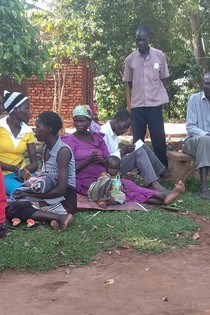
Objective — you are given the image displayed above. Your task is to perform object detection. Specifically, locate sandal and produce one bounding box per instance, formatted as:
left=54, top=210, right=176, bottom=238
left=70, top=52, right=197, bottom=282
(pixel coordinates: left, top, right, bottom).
left=25, top=219, right=40, bottom=229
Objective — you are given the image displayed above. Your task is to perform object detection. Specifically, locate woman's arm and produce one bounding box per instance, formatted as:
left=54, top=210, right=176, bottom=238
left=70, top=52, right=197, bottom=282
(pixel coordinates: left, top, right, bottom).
left=0, top=160, right=22, bottom=174
left=19, top=147, right=71, bottom=199
left=26, top=143, right=38, bottom=173
left=22, top=143, right=38, bottom=180
left=38, top=147, right=71, bottom=198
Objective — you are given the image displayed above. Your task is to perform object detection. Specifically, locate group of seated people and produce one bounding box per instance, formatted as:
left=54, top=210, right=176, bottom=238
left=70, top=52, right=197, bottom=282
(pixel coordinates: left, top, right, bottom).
left=8, top=80, right=210, bottom=238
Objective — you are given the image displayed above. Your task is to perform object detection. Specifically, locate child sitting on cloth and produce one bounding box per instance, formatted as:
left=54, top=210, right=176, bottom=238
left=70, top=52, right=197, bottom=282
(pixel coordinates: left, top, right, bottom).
left=88, top=155, right=126, bottom=208
left=88, top=156, right=185, bottom=208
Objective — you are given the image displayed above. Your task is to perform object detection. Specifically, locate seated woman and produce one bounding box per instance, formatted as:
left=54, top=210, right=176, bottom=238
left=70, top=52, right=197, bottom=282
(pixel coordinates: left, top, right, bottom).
left=0, top=90, right=38, bottom=196
left=61, top=105, right=109, bottom=195
left=61, top=105, right=185, bottom=207
left=6, top=112, right=76, bottom=232
left=0, top=167, right=7, bottom=238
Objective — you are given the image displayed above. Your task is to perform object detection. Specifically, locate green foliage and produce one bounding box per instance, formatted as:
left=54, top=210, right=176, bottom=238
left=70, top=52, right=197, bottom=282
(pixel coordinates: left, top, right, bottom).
left=165, top=61, right=202, bottom=121
left=0, top=0, right=51, bottom=82
left=27, top=0, right=210, bottom=118
left=48, top=0, right=210, bottom=117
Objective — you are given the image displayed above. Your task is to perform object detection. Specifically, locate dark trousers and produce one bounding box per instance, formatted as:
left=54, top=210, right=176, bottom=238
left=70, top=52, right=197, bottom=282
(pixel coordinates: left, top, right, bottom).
left=131, top=106, right=168, bottom=168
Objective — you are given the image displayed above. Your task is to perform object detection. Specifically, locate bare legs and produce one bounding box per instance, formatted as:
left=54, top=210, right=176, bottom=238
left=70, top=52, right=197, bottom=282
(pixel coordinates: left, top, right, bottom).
left=31, top=210, right=73, bottom=232
left=164, top=181, right=185, bottom=205
left=96, top=180, right=112, bottom=208
left=199, top=167, right=210, bottom=199
left=149, top=180, right=168, bottom=193
left=146, top=180, right=185, bottom=205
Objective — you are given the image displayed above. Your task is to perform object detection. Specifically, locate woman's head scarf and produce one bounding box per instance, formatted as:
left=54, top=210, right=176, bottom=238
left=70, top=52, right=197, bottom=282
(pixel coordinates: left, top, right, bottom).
left=4, top=90, right=28, bottom=114
left=72, top=105, right=92, bottom=119
left=72, top=104, right=101, bottom=133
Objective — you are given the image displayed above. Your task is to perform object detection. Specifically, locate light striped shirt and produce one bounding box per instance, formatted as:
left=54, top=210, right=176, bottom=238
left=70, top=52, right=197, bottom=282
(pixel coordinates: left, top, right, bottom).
left=41, top=137, right=76, bottom=204
left=184, top=92, right=210, bottom=143
left=123, top=47, right=169, bottom=108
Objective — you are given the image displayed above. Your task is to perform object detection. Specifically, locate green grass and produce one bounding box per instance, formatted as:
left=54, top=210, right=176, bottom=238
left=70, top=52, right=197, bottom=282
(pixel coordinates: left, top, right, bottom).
left=1, top=175, right=209, bottom=272
left=163, top=175, right=210, bottom=216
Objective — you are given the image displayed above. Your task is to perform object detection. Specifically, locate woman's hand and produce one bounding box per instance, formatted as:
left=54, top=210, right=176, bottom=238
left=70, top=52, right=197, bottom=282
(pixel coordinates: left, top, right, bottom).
left=91, top=149, right=101, bottom=163
left=11, top=160, right=24, bottom=175
left=22, top=166, right=32, bottom=180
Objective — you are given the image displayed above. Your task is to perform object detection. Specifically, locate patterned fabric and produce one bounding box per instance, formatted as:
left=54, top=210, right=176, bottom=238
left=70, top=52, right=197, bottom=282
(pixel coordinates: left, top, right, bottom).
left=4, top=90, right=28, bottom=113
left=32, top=201, right=67, bottom=215
left=41, top=137, right=76, bottom=204
left=72, top=105, right=92, bottom=119
left=88, top=172, right=126, bottom=205
left=12, top=173, right=56, bottom=199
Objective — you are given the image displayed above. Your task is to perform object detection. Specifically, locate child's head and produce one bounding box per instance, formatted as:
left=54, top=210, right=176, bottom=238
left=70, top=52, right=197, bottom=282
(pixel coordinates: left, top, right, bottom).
left=105, top=156, right=121, bottom=176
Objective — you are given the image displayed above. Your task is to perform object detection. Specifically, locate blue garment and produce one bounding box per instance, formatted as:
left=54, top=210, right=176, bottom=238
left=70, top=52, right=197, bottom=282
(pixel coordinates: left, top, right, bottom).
left=183, top=91, right=210, bottom=143
left=4, top=171, right=35, bottom=197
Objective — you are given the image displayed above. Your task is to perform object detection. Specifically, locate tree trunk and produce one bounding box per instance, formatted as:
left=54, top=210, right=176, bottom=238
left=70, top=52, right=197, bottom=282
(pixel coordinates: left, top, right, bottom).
left=189, top=12, right=206, bottom=68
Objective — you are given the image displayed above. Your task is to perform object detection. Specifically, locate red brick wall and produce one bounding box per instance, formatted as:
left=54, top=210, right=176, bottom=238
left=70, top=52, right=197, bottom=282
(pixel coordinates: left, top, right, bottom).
left=0, top=59, right=94, bottom=128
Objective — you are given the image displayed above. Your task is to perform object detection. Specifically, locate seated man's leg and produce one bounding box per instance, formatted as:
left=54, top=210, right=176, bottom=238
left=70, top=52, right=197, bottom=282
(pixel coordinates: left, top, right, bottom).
left=142, top=144, right=166, bottom=177
left=120, top=148, right=166, bottom=192
left=183, top=135, right=210, bottom=199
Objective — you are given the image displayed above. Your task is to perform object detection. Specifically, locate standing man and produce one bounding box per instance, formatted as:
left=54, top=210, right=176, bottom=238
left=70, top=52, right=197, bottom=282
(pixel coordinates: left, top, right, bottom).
left=183, top=72, right=210, bottom=200
left=123, top=25, right=169, bottom=169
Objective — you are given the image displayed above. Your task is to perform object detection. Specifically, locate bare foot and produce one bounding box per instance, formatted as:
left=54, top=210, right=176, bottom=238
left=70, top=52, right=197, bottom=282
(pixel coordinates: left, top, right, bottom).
left=149, top=181, right=168, bottom=193
left=96, top=197, right=111, bottom=208
left=164, top=180, right=185, bottom=205
left=50, top=220, right=59, bottom=230
left=97, top=201, right=107, bottom=208
left=58, top=214, right=73, bottom=232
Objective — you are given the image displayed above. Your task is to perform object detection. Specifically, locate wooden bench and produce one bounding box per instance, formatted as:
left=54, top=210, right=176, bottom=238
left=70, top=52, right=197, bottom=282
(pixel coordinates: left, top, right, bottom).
left=167, top=151, right=196, bottom=183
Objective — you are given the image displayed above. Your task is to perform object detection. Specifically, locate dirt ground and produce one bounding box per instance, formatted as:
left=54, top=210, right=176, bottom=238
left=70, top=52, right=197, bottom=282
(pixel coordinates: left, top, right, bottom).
left=1, top=213, right=210, bottom=315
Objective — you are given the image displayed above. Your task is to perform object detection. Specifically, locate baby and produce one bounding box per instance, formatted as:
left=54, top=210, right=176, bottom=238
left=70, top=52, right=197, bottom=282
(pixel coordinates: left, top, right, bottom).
left=88, top=155, right=125, bottom=208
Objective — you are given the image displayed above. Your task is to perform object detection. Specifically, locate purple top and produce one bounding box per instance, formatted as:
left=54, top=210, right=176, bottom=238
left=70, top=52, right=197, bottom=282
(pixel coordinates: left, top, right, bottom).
left=61, top=132, right=156, bottom=203
left=61, top=132, right=109, bottom=195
